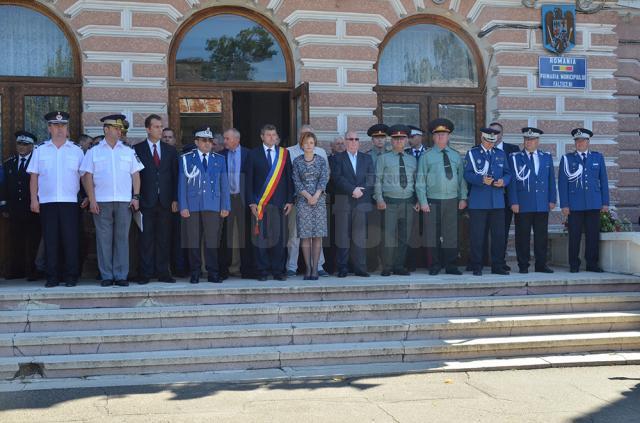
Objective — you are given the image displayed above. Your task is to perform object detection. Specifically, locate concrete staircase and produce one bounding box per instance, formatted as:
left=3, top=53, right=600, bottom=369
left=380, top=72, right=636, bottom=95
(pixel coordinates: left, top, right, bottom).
left=0, top=270, right=639, bottom=389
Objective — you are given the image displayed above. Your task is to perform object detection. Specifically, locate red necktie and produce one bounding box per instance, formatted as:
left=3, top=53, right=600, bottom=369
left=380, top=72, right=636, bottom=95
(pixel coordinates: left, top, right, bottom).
left=153, top=143, right=160, bottom=167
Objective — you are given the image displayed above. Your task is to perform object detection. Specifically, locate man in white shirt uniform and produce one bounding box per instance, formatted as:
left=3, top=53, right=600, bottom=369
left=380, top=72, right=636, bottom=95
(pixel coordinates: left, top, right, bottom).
left=81, top=114, right=144, bottom=287
left=27, top=111, right=85, bottom=288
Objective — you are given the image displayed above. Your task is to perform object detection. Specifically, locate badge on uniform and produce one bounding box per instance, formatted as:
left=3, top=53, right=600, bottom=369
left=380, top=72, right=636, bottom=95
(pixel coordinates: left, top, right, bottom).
left=134, top=153, right=141, bottom=163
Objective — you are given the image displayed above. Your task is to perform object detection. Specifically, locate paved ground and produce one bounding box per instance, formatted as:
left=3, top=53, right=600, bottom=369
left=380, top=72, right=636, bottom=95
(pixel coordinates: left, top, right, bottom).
left=0, top=365, right=638, bottom=422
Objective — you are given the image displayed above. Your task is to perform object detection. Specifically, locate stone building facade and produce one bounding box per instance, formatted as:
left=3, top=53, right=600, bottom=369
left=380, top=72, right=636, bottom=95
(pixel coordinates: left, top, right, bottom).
left=0, top=0, right=638, bottom=221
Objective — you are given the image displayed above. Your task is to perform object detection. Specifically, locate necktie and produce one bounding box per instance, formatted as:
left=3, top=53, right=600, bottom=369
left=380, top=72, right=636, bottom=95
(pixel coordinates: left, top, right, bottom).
left=18, top=157, right=26, bottom=174
left=414, top=149, right=419, bottom=160
left=399, top=153, right=407, bottom=189
left=267, top=148, right=272, bottom=166
left=229, top=150, right=237, bottom=193
left=581, top=152, right=587, bottom=164
left=529, top=152, right=535, bottom=174
left=202, top=153, right=208, bottom=170
left=442, top=150, right=453, bottom=180
left=153, top=144, right=160, bottom=167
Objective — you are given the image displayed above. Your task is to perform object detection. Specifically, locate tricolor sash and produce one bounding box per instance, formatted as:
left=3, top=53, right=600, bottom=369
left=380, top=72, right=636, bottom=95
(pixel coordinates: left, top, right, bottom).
left=255, top=146, right=288, bottom=235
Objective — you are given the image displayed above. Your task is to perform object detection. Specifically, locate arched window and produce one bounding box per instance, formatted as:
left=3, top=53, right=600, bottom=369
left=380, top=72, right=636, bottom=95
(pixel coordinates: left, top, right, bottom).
left=0, top=2, right=81, bottom=155
left=375, top=16, right=484, bottom=152
left=174, top=14, right=288, bottom=83
left=169, top=7, right=302, bottom=149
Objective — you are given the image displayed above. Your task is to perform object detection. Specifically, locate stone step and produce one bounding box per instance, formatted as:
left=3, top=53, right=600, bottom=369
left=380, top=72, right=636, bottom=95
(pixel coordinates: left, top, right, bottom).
left=2, top=331, right=639, bottom=379
left=1, top=311, right=639, bottom=356
left=2, top=351, right=639, bottom=392
left=1, top=272, right=637, bottom=311
left=2, top=292, right=639, bottom=333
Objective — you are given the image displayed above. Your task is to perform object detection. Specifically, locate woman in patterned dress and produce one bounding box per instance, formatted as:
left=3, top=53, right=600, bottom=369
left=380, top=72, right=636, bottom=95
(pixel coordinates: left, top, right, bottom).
left=292, top=132, right=329, bottom=280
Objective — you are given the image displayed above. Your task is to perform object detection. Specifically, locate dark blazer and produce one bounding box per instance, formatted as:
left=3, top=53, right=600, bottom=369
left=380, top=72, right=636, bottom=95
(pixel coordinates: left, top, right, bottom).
left=245, top=145, right=294, bottom=208
left=134, top=140, right=178, bottom=209
left=331, top=151, right=375, bottom=212
left=1, top=154, right=33, bottom=216
left=221, top=146, right=249, bottom=205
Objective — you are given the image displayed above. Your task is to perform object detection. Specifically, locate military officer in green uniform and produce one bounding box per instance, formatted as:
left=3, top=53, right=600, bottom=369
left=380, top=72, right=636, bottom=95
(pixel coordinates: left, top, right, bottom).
left=374, top=124, right=418, bottom=276
left=366, top=123, right=389, bottom=272
left=416, top=118, right=468, bottom=275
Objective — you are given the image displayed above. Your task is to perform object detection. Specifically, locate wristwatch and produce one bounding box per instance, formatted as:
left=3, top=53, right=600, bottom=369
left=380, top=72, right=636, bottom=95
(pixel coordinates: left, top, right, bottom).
left=132, top=194, right=140, bottom=200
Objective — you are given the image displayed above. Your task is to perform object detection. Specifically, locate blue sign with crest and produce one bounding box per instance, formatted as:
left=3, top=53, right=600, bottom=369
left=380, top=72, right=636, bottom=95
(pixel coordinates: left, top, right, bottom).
left=539, top=56, right=586, bottom=89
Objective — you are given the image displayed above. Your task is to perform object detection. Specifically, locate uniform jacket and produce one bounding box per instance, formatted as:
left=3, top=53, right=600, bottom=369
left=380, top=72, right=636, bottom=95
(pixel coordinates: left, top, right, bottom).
left=558, top=151, right=609, bottom=211
left=1, top=154, right=33, bottom=216
left=507, top=150, right=557, bottom=213
left=464, top=145, right=512, bottom=209
left=330, top=151, right=375, bottom=212
left=134, top=141, right=178, bottom=209
left=178, top=149, right=230, bottom=213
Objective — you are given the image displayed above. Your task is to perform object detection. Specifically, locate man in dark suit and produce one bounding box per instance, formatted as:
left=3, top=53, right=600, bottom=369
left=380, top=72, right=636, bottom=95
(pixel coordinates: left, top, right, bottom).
left=490, top=121, right=519, bottom=271
left=134, top=114, right=178, bottom=284
left=246, top=124, right=294, bottom=281
left=331, top=130, right=375, bottom=277
left=219, top=128, right=254, bottom=279
left=1, top=131, right=41, bottom=280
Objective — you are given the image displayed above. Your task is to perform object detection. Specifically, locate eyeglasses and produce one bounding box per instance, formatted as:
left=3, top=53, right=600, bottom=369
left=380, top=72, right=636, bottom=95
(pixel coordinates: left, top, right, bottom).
left=345, top=137, right=360, bottom=141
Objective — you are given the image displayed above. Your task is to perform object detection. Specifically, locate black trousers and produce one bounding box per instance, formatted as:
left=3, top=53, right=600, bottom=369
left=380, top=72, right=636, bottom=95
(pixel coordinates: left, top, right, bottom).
left=6, top=212, right=41, bottom=279
left=503, top=205, right=513, bottom=262
left=219, top=194, right=254, bottom=278
left=514, top=212, right=549, bottom=270
left=183, top=211, right=222, bottom=276
left=40, top=202, right=79, bottom=282
left=568, top=209, right=600, bottom=269
left=469, top=208, right=505, bottom=271
left=139, top=204, right=172, bottom=278
left=252, top=203, right=287, bottom=277
left=335, top=206, right=368, bottom=274
left=171, top=212, right=188, bottom=274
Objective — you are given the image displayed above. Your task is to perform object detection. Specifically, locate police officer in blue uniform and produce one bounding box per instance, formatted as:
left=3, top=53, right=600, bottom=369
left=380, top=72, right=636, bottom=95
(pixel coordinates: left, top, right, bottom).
left=1, top=131, right=41, bottom=280
left=178, top=126, right=231, bottom=283
left=464, top=127, right=512, bottom=276
left=558, top=128, right=609, bottom=273
left=508, top=127, right=556, bottom=274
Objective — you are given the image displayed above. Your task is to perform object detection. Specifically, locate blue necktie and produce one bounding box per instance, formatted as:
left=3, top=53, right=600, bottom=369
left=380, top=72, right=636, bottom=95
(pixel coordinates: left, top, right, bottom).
left=267, top=148, right=272, bottom=166
left=202, top=153, right=207, bottom=170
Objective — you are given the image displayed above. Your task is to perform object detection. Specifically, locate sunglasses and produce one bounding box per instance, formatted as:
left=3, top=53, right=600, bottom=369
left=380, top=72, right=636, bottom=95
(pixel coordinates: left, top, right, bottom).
left=345, top=137, right=360, bottom=141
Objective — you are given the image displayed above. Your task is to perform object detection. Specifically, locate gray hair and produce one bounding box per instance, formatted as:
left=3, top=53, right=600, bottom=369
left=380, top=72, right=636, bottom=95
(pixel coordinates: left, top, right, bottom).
left=224, top=128, right=241, bottom=139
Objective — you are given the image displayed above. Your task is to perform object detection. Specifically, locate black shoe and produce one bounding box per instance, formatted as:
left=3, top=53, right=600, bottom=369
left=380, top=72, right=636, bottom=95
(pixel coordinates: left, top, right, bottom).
left=570, top=267, right=579, bottom=273
left=257, top=275, right=268, bottom=281
left=190, top=273, right=200, bottom=284
left=354, top=271, right=370, bottom=277
left=138, top=277, right=150, bottom=285
left=586, top=266, right=604, bottom=273
left=65, top=280, right=77, bottom=287
left=208, top=275, right=221, bottom=283
left=100, top=279, right=114, bottom=287
left=393, top=269, right=410, bottom=276
left=429, top=267, right=440, bottom=276
left=115, top=280, right=129, bottom=287
left=535, top=266, right=554, bottom=274
left=519, top=268, right=528, bottom=274
left=45, top=280, right=59, bottom=288
left=303, top=275, right=312, bottom=281
left=381, top=270, right=391, bottom=277
left=473, top=270, right=482, bottom=276
left=445, top=268, right=462, bottom=275
left=274, top=275, right=287, bottom=281
left=27, top=271, right=44, bottom=282
left=337, top=271, right=348, bottom=278
left=503, top=264, right=511, bottom=271
left=492, top=269, right=510, bottom=275
left=158, top=276, right=176, bottom=283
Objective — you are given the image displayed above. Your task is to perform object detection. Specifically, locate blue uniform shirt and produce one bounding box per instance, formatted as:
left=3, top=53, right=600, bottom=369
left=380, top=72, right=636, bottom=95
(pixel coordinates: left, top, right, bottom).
left=178, top=149, right=231, bottom=212
left=558, top=150, right=609, bottom=211
left=463, top=145, right=512, bottom=209
left=508, top=149, right=557, bottom=213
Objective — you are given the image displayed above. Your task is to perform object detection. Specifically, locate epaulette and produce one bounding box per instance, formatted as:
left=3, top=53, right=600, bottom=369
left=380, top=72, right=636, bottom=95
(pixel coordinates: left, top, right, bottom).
left=3, top=155, right=17, bottom=165
left=181, top=149, right=196, bottom=156
left=211, top=151, right=223, bottom=157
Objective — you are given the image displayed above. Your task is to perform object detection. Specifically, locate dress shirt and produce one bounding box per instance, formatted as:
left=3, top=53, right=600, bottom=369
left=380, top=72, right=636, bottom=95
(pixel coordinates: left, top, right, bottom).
left=348, top=151, right=358, bottom=173
left=26, top=140, right=84, bottom=203
left=147, top=139, right=161, bottom=159
left=526, top=150, right=540, bottom=174
left=227, top=147, right=241, bottom=194
left=80, top=139, right=144, bottom=202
